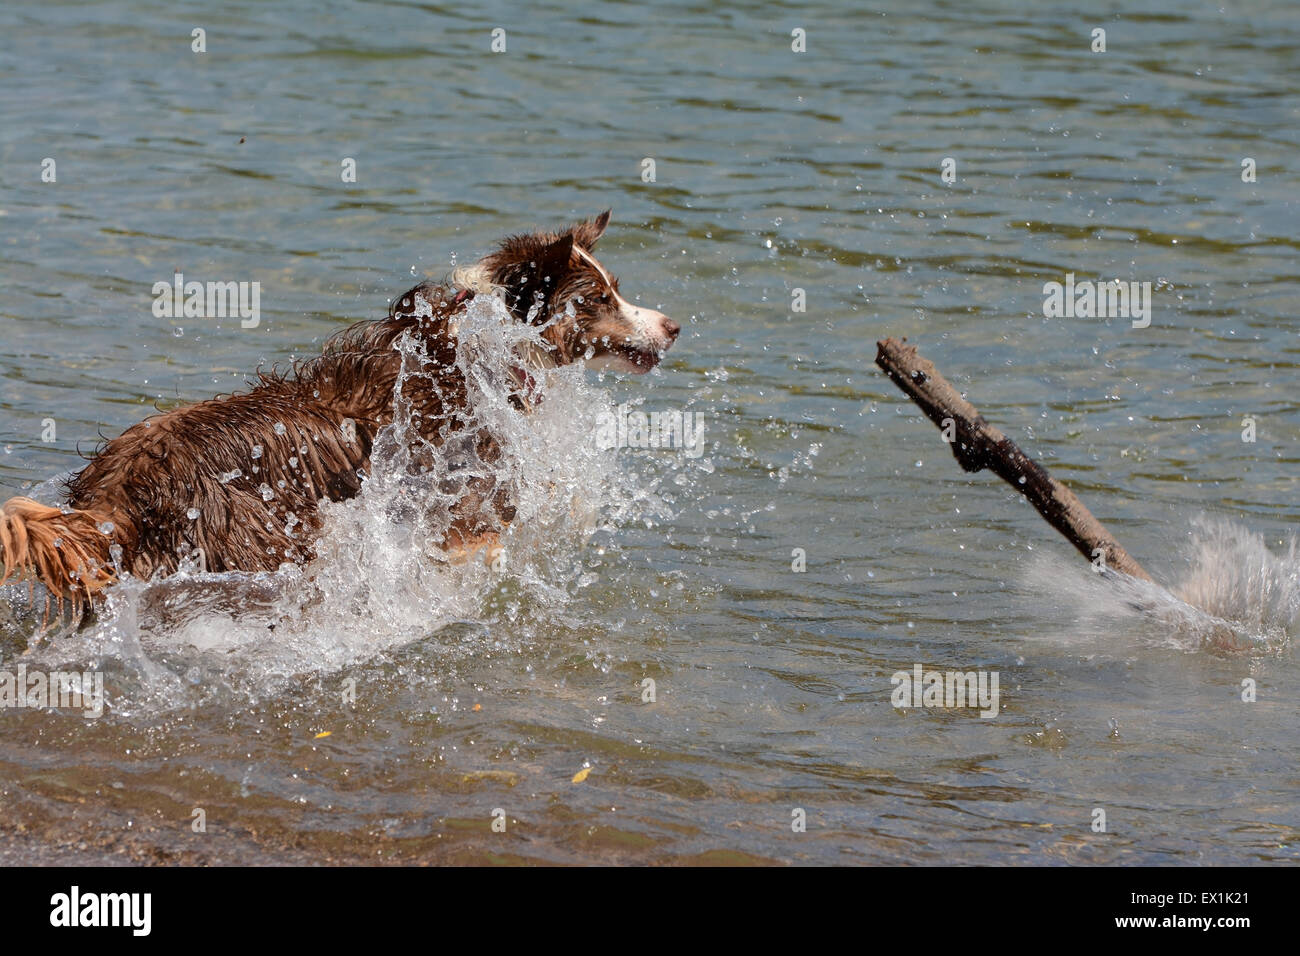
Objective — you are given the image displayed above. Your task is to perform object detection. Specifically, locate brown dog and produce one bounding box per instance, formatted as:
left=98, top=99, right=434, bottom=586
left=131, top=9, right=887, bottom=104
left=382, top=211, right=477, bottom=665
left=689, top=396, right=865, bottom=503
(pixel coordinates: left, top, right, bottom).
left=0, top=211, right=679, bottom=611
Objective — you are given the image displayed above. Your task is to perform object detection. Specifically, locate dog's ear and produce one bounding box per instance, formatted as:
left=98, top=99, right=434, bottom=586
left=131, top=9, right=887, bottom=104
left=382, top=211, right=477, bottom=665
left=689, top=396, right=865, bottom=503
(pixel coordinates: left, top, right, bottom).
left=507, top=232, right=574, bottom=321
left=570, top=209, right=611, bottom=250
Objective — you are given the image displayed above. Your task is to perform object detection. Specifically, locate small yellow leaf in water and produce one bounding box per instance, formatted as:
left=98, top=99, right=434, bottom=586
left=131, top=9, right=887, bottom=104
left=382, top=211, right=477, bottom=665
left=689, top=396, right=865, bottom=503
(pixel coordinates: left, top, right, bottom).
left=571, top=766, right=591, bottom=784
left=473, top=703, right=482, bottom=712
left=314, top=731, right=332, bottom=739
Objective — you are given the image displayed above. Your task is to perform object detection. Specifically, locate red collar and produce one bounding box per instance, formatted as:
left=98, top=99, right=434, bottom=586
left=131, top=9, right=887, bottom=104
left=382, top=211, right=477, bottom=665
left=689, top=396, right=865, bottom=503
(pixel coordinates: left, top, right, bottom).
left=510, top=364, right=541, bottom=407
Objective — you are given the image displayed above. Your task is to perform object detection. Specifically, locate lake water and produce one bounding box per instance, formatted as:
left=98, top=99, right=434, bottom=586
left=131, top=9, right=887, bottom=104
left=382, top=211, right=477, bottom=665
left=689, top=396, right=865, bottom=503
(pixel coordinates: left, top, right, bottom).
left=0, top=0, right=1297, bottom=865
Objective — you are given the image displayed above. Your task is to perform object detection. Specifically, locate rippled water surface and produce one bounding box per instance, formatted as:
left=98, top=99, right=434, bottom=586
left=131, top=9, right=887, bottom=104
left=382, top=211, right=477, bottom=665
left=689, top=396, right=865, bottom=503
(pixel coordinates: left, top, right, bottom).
left=0, top=0, right=1297, bottom=864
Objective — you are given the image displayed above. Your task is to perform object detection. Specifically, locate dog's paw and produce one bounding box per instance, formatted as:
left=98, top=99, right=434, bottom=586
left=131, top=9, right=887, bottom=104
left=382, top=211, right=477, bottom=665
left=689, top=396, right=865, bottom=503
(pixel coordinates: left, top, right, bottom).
left=443, top=532, right=503, bottom=569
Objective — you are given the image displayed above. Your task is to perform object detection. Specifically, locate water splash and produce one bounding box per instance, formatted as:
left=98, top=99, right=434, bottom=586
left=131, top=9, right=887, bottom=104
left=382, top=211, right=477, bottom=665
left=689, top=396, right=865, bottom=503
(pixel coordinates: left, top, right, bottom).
left=1025, top=516, right=1298, bottom=654
left=3, top=293, right=667, bottom=714
left=1170, top=516, right=1299, bottom=650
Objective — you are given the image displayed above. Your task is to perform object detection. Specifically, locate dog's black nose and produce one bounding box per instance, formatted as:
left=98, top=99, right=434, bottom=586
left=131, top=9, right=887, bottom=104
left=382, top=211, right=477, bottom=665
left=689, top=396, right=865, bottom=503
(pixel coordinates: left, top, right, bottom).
left=662, top=318, right=680, bottom=340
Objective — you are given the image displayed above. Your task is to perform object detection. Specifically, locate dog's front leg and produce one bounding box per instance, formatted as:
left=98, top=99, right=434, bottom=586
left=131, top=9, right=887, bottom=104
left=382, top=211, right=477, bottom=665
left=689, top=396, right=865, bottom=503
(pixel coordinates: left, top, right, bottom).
left=441, top=470, right=515, bottom=568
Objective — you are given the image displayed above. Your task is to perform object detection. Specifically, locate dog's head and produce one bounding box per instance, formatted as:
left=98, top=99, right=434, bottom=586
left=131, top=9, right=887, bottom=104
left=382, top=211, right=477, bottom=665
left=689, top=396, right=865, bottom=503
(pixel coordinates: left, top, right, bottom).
left=457, top=210, right=679, bottom=374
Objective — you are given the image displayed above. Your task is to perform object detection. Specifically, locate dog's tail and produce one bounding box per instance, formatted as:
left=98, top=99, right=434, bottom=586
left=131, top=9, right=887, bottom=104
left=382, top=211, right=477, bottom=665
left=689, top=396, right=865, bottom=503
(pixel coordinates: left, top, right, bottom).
left=0, top=496, right=118, bottom=607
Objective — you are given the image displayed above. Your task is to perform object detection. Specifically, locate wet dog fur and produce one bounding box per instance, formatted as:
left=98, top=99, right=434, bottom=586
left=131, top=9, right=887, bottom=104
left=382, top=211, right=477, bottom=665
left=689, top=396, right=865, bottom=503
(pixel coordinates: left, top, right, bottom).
left=0, top=211, right=679, bottom=613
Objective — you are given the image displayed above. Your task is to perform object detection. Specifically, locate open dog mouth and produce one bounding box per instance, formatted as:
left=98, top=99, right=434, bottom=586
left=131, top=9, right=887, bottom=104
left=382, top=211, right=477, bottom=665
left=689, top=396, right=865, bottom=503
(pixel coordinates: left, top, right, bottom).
left=578, top=338, right=674, bottom=374
left=620, top=342, right=669, bottom=372
left=609, top=339, right=676, bottom=373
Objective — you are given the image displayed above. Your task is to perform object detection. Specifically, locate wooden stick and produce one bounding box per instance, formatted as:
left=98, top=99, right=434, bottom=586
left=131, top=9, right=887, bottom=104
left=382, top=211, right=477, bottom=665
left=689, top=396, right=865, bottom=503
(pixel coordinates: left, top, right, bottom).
left=875, top=337, right=1154, bottom=583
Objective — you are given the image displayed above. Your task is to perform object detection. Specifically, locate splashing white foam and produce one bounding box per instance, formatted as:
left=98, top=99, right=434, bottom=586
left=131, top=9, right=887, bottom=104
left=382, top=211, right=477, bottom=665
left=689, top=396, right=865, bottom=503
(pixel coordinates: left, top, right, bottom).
left=1023, top=516, right=1298, bottom=654
left=1171, top=516, right=1299, bottom=649
left=4, top=294, right=668, bottom=714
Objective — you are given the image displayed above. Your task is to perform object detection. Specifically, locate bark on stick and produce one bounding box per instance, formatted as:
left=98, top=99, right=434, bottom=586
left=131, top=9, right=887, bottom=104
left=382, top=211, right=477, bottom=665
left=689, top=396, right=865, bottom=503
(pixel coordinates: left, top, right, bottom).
left=875, top=337, right=1154, bottom=583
